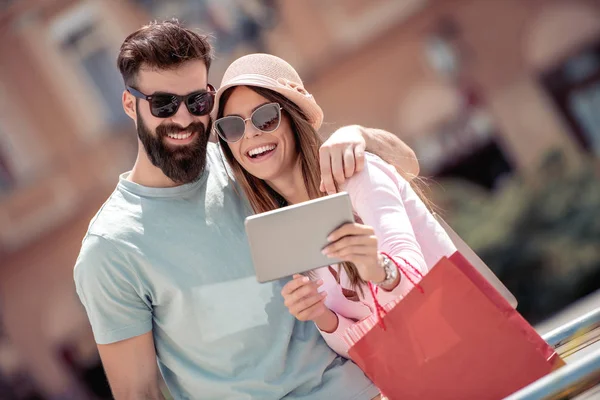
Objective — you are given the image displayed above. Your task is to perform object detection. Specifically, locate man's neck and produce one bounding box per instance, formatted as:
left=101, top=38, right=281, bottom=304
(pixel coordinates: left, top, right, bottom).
left=128, top=149, right=181, bottom=188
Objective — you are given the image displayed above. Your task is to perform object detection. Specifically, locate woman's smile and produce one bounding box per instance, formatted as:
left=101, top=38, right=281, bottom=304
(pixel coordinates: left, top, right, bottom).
left=244, top=143, right=278, bottom=163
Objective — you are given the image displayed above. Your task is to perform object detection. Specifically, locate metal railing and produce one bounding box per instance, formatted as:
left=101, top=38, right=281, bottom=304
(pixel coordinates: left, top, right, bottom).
left=504, top=347, right=600, bottom=399
left=505, top=307, right=600, bottom=399
left=543, top=308, right=600, bottom=359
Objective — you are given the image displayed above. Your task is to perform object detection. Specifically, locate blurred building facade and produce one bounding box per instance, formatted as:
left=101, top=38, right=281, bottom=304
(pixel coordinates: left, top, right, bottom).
left=0, top=0, right=599, bottom=398
left=264, top=0, right=600, bottom=187
left=0, top=1, right=148, bottom=398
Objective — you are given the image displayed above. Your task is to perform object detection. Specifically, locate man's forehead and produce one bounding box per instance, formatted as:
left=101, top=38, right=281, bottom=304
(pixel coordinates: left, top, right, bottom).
left=137, top=60, right=208, bottom=94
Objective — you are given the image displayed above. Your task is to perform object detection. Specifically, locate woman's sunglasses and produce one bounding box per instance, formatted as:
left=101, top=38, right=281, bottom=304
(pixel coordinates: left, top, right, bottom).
left=214, top=102, right=282, bottom=143
left=127, top=84, right=216, bottom=118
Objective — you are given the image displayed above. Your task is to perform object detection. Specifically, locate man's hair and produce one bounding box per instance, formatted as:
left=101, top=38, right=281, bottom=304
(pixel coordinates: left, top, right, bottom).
left=117, top=19, right=213, bottom=87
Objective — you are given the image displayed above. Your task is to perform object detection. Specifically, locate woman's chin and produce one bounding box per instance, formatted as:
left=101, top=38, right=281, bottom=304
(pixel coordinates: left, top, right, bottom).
left=244, top=162, right=281, bottom=182
left=252, top=171, right=278, bottom=182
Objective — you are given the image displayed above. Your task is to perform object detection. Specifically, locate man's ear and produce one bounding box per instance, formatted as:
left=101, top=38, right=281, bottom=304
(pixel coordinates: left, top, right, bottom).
left=122, top=90, right=137, bottom=121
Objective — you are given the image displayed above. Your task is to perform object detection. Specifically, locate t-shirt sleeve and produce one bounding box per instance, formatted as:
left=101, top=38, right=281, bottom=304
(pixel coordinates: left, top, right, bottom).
left=74, top=234, right=152, bottom=345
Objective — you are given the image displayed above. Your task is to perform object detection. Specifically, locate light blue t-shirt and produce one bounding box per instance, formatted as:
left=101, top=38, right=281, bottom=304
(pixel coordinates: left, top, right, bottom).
left=74, top=143, right=378, bottom=400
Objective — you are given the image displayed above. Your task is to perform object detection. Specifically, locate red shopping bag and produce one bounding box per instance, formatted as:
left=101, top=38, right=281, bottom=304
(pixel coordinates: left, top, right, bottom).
left=344, top=252, right=564, bottom=400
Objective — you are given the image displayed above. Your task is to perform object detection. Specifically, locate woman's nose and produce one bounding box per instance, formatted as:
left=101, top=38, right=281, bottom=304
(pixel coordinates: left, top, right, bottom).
left=244, top=118, right=262, bottom=139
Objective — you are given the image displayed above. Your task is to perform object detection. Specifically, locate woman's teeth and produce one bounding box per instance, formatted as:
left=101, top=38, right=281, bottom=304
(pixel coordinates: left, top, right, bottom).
left=248, top=144, right=276, bottom=157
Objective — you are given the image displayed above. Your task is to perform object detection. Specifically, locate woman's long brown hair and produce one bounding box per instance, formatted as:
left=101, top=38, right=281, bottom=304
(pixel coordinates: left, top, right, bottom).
left=217, top=86, right=429, bottom=291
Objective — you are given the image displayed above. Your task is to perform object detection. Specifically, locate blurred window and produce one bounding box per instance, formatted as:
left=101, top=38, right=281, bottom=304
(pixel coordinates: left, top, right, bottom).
left=60, top=24, right=128, bottom=127
left=569, top=81, right=600, bottom=156
left=541, top=39, right=600, bottom=156
left=0, top=132, right=14, bottom=196
left=50, top=4, right=128, bottom=128
left=0, top=83, right=44, bottom=192
left=133, top=0, right=276, bottom=54
left=410, top=113, right=513, bottom=191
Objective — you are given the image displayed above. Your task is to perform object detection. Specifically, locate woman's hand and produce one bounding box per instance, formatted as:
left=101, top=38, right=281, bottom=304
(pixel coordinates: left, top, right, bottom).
left=281, top=275, right=339, bottom=333
left=322, top=223, right=386, bottom=284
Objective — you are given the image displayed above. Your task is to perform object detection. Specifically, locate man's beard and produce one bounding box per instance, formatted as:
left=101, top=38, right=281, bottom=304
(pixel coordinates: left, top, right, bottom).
left=137, top=113, right=211, bottom=184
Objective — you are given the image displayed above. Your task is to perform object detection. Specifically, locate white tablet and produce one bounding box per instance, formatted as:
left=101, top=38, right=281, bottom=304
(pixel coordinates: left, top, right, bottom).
left=245, top=192, right=355, bottom=283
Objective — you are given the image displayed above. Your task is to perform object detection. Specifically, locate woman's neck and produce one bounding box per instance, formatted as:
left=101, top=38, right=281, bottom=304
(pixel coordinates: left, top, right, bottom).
left=267, top=160, right=310, bottom=205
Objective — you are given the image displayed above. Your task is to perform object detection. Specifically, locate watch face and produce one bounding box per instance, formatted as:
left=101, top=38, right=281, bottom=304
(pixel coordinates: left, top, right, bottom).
left=391, top=264, right=399, bottom=279
left=377, top=256, right=398, bottom=286
left=386, top=264, right=397, bottom=281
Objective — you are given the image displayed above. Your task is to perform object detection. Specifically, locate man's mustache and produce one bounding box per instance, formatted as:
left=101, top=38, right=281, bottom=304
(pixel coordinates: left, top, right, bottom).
left=156, top=121, right=206, bottom=137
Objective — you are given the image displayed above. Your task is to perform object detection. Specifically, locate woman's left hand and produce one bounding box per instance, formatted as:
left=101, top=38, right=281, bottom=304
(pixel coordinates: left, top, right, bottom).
left=322, top=222, right=385, bottom=283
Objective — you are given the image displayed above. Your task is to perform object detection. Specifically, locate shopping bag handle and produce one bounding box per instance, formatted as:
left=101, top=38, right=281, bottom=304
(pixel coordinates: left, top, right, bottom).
left=382, top=252, right=425, bottom=294
left=368, top=253, right=424, bottom=330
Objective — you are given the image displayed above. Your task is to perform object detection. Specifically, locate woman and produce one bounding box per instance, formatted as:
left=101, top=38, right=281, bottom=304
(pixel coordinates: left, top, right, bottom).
left=212, top=54, right=457, bottom=359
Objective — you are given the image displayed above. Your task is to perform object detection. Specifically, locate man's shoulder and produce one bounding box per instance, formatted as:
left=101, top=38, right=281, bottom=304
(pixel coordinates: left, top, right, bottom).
left=77, top=232, right=121, bottom=264
left=83, top=188, right=143, bottom=253
left=206, top=142, right=221, bottom=168
left=75, top=218, right=144, bottom=292
left=206, top=142, right=234, bottom=180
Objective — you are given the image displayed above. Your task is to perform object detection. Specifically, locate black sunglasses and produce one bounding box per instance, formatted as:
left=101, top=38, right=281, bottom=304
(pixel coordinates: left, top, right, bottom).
left=127, top=84, right=215, bottom=118
left=214, top=102, right=283, bottom=143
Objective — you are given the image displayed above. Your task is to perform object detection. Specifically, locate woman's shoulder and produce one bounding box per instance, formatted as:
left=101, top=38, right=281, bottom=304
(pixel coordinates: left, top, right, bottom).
left=363, top=152, right=395, bottom=171
left=344, top=152, right=408, bottom=190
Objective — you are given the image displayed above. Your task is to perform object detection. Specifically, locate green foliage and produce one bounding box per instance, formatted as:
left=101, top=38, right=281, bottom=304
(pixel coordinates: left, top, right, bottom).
left=432, top=151, right=600, bottom=323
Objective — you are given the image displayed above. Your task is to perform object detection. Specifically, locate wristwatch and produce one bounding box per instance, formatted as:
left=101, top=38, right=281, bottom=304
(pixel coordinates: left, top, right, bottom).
left=374, top=253, right=399, bottom=287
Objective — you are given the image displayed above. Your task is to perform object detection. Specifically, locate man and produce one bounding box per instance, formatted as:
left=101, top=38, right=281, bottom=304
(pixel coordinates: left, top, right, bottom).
left=74, top=20, right=419, bottom=399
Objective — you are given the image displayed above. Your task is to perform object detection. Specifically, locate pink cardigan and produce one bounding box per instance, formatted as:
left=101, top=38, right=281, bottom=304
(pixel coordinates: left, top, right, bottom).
left=314, top=153, right=457, bottom=358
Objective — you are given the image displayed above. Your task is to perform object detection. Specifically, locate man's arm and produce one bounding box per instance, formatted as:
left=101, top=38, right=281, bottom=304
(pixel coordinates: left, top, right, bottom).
left=359, top=127, right=419, bottom=177
left=319, top=125, right=419, bottom=194
left=74, top=235, right=161, bottom=399
left=98, top=332, right=165, bottom=400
